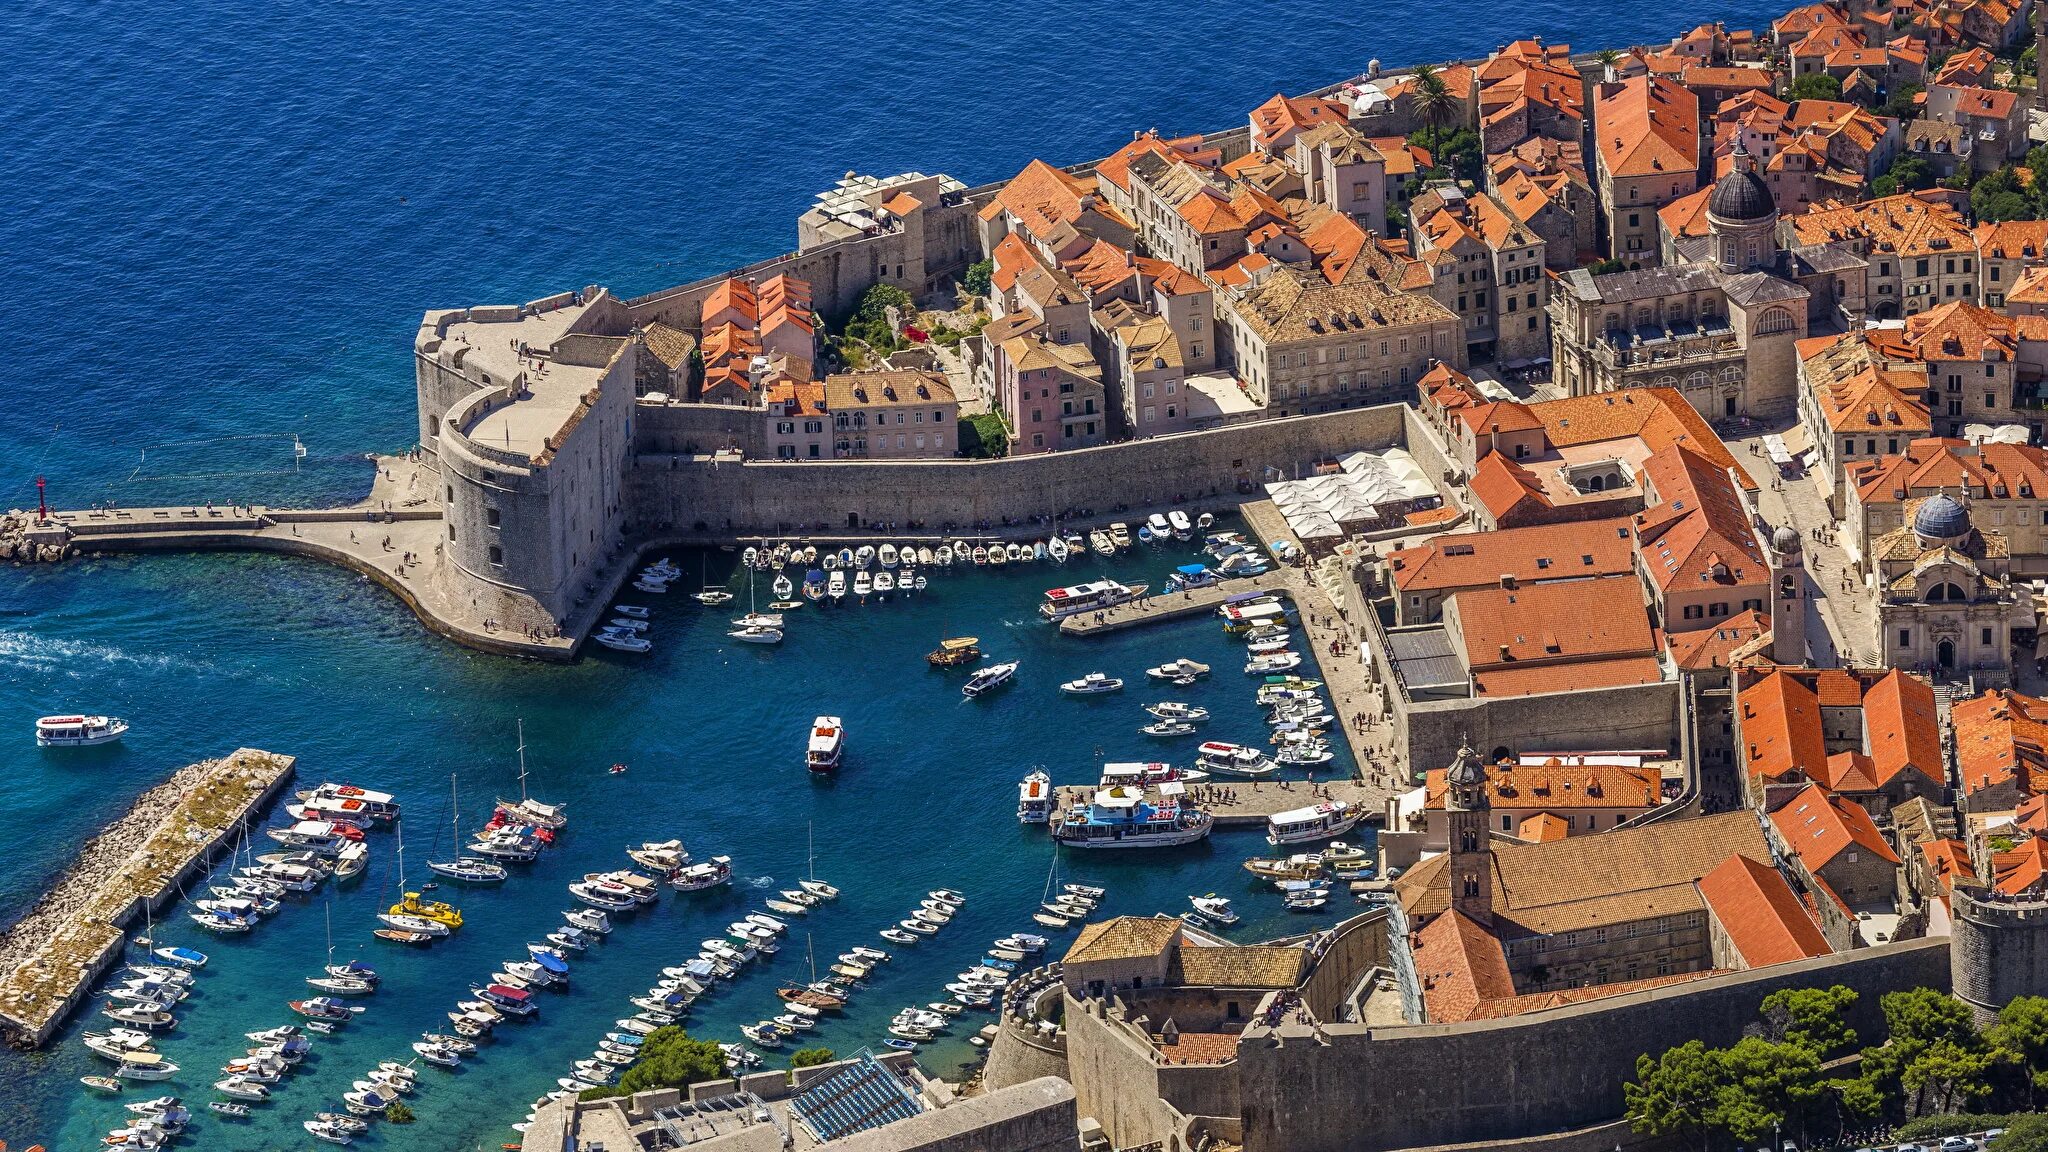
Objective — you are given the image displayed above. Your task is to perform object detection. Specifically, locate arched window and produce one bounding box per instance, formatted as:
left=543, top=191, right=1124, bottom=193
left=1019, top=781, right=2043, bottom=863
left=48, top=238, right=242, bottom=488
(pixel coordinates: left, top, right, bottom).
left=1755, top=307, right=1796, bottom=335
left=1927, top=582, right=1966, bottom=603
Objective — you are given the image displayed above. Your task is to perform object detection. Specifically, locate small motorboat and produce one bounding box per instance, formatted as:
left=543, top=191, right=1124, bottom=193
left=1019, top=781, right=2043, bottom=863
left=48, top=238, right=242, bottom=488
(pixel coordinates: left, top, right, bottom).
left=82, top=1075, right=124, bottom=1093
left=1141, top=720, right=1196, bottom=737
left=213, top=1077, right=270, bottom=1100
left=1146, top=659, right=1210, bottom=681
left=1047, top=536, right=1069, bottom=563
left=595, top=631, right=653, bottom=654
left=1191, top=894, right=1241, bottom=925
left=626, top=839, right=689, bottom=871
left=1246, top=652, right=1303, bottom=675
left=564, top=908, right=612, bottom=934
left=210, top=1101, right=252, bottom=1117
left=1060, top=672, right=1124, bottom=696
left=879, top=928, right=918, bottom=945
left=800, top=879, right=840, bottom=900
left=963, top=661, right=1020, bottom=698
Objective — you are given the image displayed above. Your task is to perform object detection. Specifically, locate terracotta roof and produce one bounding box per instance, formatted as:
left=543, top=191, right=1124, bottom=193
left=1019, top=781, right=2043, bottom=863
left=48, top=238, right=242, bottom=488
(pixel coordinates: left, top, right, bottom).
left=1518, top=813, right=1572, bottom=842
left=1813, top=365, right=1932, bottom=434
left=1448, top=578, right=1663, bottom=697
left=1096, top=132, right=1220, bottom=194
left=1468, top=450, right=1550, bottom=523
left=1993, top=837, right=2048, bottom=896
left=1175, top=944, right=1307, bottom=989
left=701, top=278, right=757, bottom=324
left=1529, top=388, right=1748, bottom=483
left=1660, top=185, right=1716, bottom=240
left=1387, top=517, right=1636, bottom=593
left=1861, top=669, right=1943, bottom=792
left=1422, top=758, right=1662, bottom=813
left=1939, top=83, right=2018, bottom=120
left=2008, top=265, right=2048, bottom=306
left=1395, top=809, right=1773, bottom=935
left=1249, top=93, right=1349, bottom=149
left=1697, top=854, right=1833, bottom=966
left=1788, top=193, right=1973, bottom=259
left=1412, top=910, right=1516, bottom=1023
left=641, top=321, right=697, bottom=370
left=1064, top=916, right=1180, bottom=963
left=1151, top=1030, right=1241, bottom=1066
left=1771, top=783, right=1902, bottom=873
left=1597, top=76, right=1700, bottom=180
left=822, top=369, right=955, bottom=410
left=983, top=159, right=1123, bottom=243
left=1952, top=688, right=2048, bottom=799
left=1904, top=301, right=2017, bottom=361
left=1740, top=671, right=1827, bottom=783
left=1666, top=609, right=1772, bottom=670
left=1633, top=444, right=1769, bottom=595
left=1922, top=838, right=1976, bottom=894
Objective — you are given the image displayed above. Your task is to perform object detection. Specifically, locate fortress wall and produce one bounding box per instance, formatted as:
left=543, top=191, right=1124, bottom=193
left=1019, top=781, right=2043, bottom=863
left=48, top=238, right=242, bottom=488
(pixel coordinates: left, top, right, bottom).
left=634, top=401, right=766, bottom=457
left=623, top=404, right=1410, bottom=536
left=1236, top=937, right=1952, bottom=1152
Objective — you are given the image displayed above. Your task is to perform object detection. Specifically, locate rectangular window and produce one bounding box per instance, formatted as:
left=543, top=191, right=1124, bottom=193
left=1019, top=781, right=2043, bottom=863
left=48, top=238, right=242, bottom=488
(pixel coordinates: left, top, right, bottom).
left=485, top=508, right=500, bottom=527
left=488, top=545, right=503, bottom=564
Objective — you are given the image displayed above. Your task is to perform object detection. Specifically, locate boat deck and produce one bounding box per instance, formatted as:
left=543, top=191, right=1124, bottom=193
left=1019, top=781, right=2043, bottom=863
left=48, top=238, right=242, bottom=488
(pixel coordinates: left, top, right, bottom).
left=0, top=748, right=296, bottom=1047
left=1053, top=780, right=1377, bottom=828
left=1056, top=570, right=1290, bottom=635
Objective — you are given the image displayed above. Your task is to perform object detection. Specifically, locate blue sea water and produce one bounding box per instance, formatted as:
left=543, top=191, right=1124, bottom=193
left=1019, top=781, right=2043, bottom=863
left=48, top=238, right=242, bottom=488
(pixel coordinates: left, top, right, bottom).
left=1, top=0, right=1797, bottom=1145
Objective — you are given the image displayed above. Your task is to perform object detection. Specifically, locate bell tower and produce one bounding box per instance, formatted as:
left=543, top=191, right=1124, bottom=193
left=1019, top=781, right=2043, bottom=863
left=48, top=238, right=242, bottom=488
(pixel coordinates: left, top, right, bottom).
left=1445, top=739, right=1494, bottom=926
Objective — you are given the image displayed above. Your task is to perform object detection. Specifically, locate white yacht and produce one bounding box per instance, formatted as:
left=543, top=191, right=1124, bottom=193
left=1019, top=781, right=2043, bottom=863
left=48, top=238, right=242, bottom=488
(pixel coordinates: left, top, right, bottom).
left=1059, top=672, right=1124, bottom=695
left=1267, top=801, right=1362, bottom=845
left=963, top=661, right=1019, bottom=698
left=36, top=715, right=129, bottom=747
left=1017, top=771, right=1054, bottom=824
left=1168, top=510, right=1194, bottom=539
left=806, top=717, right=844, bottom=774
left=1037, top=580, right=1147, bottom=622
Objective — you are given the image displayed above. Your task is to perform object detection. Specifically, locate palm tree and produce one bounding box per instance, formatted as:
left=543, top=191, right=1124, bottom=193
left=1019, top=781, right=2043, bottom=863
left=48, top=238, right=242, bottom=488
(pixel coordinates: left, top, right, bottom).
left=1595, top=47, right=1620, bottom=79
left=1409, top=63, right=1453, bottom=176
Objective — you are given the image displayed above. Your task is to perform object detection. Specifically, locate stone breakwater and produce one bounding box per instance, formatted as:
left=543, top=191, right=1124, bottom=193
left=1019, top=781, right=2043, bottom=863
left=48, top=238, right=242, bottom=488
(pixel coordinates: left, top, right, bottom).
left=0, top=748, right=296, bottom=1046
left=0, top=513, right=66, bottom=563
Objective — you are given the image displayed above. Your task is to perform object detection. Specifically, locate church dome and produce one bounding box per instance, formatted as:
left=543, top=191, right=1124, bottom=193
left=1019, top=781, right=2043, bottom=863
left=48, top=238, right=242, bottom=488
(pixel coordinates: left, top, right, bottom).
left=1914, top=493, right=1971, bottom=541
left=1447, top=741, right=1487, bottom=787
left=1708, top=163, right=1775, bottom=223
left=1772, top=525, right=1801, bottom=554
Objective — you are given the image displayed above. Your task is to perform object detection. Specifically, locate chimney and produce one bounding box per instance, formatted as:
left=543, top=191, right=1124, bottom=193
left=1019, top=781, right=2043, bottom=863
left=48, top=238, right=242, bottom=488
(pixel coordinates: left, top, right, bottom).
left=1500, top=573, right=1518, bottom=589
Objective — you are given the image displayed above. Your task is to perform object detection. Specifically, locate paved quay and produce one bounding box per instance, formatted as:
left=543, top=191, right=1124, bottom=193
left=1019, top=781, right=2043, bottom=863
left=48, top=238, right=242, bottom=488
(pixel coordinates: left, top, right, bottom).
left=1055, top=780, right=1376, bottom=827
left=1058, top=570, right=1290, bottom=635
left=0, top=748, right=296, bottom=1047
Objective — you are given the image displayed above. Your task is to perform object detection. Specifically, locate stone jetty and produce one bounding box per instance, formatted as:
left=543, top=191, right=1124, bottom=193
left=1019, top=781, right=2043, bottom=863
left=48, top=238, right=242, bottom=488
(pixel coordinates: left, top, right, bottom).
left=0, top=748, right=296, bottom=1047
left=1056, top=570, right=1290, bottom=635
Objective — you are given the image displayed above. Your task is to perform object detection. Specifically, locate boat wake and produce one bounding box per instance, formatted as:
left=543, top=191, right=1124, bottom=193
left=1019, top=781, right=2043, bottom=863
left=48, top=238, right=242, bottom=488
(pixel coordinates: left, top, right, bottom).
left=0, top=629, right=208, bottom=677
left=747, top=875, right=776, bottom=889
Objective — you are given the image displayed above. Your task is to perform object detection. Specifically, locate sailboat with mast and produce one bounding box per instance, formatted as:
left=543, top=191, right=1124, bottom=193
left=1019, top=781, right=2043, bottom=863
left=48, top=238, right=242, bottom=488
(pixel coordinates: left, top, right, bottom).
left=497, top=719, right=567, bottom=830
left=692, top=554, right=734, bottom=605
left=376, top=821, right=454, bottom=938
left=426, top=773, right=507, bottom=883
left=798, top=823, right=839, bottom=901
left=307, top=903, right=378, bottom=995
left=1033, top=848, right=1082, bottom=929
left=728, top=575, right=784, bottom=644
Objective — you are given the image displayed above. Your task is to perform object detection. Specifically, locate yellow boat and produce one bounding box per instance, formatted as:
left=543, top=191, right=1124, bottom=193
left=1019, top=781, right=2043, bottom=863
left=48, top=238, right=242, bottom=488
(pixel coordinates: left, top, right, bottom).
left=390, top=891, right=462, bottom=928
left=926, top=636, right=981, bottom=668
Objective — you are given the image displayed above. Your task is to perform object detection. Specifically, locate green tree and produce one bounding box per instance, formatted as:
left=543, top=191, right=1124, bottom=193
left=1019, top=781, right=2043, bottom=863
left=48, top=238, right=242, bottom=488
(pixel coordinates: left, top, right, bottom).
left=1878, top=82, right=1924, bottom=120
left=384, top=1100, right=416, bottom=1124
left=789, top=1047, right=836, bottom=1068
left=962, top=260, right=993, bottom=299
left=1711, top=1037, right=1824, bottom=1146
left=1992, top=1112, right=2048, bottom=1152
left=1789, top=73, right=1844, bottom=102
left=1991, top=996, right=2048, bottom=1107
left=1759, top=985, right=1860, bottom=1060
left=1625, top=1040, right=1725, bottom=1151
left=1864, top=989, right=1996, bottom=1118
left=957, top=412, right=1009, bottom=459
left=614, top=1027, right=729, bottom=1096
left=1408, top=64, right=1455, bottom=170
left=1972, top=166, right=2037, bottom=223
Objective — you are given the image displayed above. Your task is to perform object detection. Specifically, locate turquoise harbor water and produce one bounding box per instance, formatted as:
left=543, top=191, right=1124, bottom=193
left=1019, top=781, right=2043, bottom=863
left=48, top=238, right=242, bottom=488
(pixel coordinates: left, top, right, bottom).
left=4, top=542, right=1360, bottom=1150
left=2, top=0, right=1804, bottom=1145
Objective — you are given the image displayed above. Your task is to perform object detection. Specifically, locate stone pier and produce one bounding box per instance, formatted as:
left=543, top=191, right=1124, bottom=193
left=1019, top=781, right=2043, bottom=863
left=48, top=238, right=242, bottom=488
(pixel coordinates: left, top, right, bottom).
left=0, top=748, right=297, bottom=1047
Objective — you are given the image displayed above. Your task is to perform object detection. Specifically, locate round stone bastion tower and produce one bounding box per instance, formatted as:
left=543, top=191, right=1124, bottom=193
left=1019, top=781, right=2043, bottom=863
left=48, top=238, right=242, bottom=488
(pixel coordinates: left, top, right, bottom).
left=1953, top=886, right=2048, bottom=1023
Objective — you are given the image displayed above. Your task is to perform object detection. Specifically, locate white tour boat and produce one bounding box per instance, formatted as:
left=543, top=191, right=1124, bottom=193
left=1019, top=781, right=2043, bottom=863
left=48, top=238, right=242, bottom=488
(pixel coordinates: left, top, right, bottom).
left=1037, top=580, right=1146, bottom=622
left=1017, top=771, right=1054, bottom=824
left=806, top=716, right=844, bottom=774
left=36, top=715, right=129, bottom=747
left=1059, top=672, right=1124, bottom=695
left=1267, top=801, right=1362, bottom=845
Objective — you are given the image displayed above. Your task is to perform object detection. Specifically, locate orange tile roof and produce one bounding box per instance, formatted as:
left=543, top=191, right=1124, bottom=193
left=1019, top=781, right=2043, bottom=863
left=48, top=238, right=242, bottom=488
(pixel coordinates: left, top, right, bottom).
left=1518, top=813, right=1573, bottom=842
left=1815, top=365, right=1932, bottom=434
left=1976, top=219, right=2048, bottom=260
left=1994, top=837, right=2048, bottom=896
left=1469, top=450, right=1550, bottom=522
left=1422, top=758, right=1663, bottom=813
left=702, top=279, right=757, bottom=325
left=1388, top=517, right=1636, bottom=593
left=1096, top=132, right=1220, bottom=194
left=1860, top=669, right=1943, bottom=792
left=1922, top=838, right=1976, bottom=895
left=1697, top=854, right=1833, bottom=966
left=1412, top=909, right=1516, bottom=1023
left=1450, top=578, right=1664, bottom=697
left=1527, top=388, right=1748, bottom=484
left=1632, top=444, right=1769, bottom=595
left=1741, top=672, right=1827, bottom=783
left=1660, top=185, right=1715, bottom=240
left=1301, top=212, right=1368, bottom=286
left=1597, top=76, right=1700, bottom=180
left=1178, top=191, right=1246, bottom=235
left=1940, top=83, right=2018, bottom=120
left=1249, top=93, right=1349, bottom=149
left=1666, top=609, right=1772, bottom=671
left=982, top=159, right=1109, bottom=242
left=1904, top=300, right=2018, bottom=361
left=1771, top=783, right=1901, bottom=874
left=1788, top=193, right=1973, bottom=258
left=1952, top=688, right=2048, bottom=799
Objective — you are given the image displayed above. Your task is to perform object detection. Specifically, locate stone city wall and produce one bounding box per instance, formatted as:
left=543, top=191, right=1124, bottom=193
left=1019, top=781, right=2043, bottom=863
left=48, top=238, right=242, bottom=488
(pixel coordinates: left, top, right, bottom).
left=1236, top=937, right=1952, bottom=1152
left=624, top=404, right=1411, bottom=537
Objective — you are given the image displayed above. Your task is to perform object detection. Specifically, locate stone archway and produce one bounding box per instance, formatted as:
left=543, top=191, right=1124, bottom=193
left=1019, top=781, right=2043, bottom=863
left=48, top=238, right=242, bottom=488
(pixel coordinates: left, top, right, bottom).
left=1938, top=638, right=1956, bottom=669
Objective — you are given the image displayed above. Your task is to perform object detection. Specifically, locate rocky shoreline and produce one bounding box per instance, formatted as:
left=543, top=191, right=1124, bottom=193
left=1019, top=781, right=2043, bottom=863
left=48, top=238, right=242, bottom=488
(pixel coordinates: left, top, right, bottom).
left=0, top=512, right=66, bottom=563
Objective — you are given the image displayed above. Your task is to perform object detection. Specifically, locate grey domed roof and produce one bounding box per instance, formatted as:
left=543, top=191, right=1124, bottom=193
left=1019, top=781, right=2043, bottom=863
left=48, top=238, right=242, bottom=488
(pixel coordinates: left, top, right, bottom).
left=1447, top=741, right=1486, bottom=787
left=1914, top=493, right=1971, bottom=540
left=1708, top=164, right=1775, bottom=222
left=1772, top=525, right=1801, bottom=553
